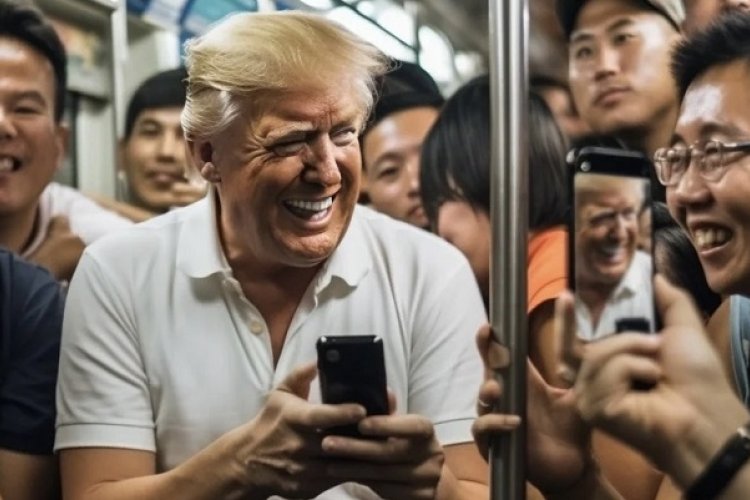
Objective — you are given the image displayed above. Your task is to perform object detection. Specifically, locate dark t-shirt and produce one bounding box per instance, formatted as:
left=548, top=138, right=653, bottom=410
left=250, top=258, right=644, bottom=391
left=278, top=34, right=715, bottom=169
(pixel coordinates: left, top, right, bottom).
left=0, top=249, right=63, bottom=455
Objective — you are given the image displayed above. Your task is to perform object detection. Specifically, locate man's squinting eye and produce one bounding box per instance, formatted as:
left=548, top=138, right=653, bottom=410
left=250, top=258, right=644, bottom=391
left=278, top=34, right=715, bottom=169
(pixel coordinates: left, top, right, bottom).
left=271, top=140, right=306, bottom=157
left=573, top=45, right=593, bottom=60
left=331, top=128, right=357, bottom=146
left=376, top=165, right=400, bottom=180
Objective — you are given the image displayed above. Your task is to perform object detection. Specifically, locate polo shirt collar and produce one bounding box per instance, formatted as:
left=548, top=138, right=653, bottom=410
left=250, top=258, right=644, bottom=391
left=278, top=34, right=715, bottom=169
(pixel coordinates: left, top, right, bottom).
left=177, top=192, right=371, bottom=289
left=313, top=205, right=371, bottom=293
left=176, top=188, right=231, bottom=279
left=611, top=251, right=647, bottom=302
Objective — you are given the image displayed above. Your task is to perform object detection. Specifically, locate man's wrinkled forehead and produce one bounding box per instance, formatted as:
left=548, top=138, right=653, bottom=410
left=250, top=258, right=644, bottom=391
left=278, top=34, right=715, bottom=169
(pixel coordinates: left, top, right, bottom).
left=674, top=62, right=750, bottom=144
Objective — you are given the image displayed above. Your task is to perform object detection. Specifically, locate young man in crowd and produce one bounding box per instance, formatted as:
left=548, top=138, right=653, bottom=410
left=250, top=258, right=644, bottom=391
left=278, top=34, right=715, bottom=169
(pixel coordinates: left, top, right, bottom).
left=360, top=61, right=443, bottom=229
left=0, top=0, right=130, bottom=281
left=91, top=68, right=206, bottom=222
left=557, top=0, right=684, bottom=200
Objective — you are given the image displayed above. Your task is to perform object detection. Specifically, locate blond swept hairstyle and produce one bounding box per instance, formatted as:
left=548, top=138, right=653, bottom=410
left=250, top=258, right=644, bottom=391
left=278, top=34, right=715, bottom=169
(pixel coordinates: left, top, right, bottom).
left=181, top=10, right=390, bottom=141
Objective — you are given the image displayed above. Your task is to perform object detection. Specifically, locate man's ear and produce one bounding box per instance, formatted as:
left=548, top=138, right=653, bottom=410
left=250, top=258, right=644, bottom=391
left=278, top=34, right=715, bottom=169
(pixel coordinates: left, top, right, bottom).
left=187, top=139, right=220, bottom=183
left=54, top=122, right=70, bottom=172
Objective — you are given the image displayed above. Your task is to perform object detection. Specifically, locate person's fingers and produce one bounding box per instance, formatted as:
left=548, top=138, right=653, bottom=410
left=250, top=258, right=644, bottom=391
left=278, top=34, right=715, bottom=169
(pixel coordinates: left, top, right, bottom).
left=654, top=275, right=705, bottom=331
left=476, top=323, right=492, bottom=370
left=357, top=414, right=434, bottom=439
left=576, top=353, right=662, bottom=423
left=276, top=362, right=317, bottom=398
left=476, top=378, right=501, bottom=416
left=555, top=291, right=581, bottom=385
left=576, top=334, right=661, bottom=387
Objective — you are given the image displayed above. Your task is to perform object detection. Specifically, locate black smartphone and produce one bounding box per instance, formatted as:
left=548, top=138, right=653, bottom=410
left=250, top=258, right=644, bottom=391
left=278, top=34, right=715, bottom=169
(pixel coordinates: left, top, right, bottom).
left=316, top=335, right=388, bottom=437
left=568, top=147, right=656, bottom=341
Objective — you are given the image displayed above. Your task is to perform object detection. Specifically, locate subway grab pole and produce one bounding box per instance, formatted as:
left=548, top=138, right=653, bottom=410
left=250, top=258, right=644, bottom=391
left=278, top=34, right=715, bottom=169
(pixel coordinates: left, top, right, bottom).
left=488, top=0, right=529, bottom=498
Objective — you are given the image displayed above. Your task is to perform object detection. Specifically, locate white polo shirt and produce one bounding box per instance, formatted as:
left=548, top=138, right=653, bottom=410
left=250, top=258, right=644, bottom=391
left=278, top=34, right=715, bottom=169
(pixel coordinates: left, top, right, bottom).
left=21, top=182, right=132, bottom=258
left=575, top=250, right=654, bottom=340
left=56, top=194, right=486, bottom=498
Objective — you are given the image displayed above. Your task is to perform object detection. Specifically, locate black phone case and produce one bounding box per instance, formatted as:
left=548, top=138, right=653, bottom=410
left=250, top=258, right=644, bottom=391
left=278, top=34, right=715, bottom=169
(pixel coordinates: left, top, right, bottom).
left=317, top=335, right=388, bottom=437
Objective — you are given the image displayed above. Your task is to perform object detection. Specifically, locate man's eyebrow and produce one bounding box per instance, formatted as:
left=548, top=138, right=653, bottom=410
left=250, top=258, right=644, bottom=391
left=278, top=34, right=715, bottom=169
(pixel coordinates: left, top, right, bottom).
left=700, top=121, right=747, bottom=139
left=14, top=90, right=47, bottom=106
left=570, top=17, right=636, bottom=44
left=606, top=17, right=636, bottom=33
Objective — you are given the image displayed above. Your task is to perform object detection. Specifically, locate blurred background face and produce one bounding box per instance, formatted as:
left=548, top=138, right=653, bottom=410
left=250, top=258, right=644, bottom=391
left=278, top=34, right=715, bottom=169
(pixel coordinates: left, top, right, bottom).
left=120, top=107, right=188, bottom=212
left=575, top=177, right=642, bottom=289
left=361, top=106, right=438, bottom=229
left=436, top=200, right=491, bottom=302
left=568, top=0, right=680, bottom=137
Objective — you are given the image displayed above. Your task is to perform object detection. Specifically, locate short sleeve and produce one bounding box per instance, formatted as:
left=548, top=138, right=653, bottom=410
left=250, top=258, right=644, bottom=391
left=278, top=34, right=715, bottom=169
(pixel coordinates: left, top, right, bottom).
left=55, top=251, right=155, bottom=453
left=408, top=258, right=487, bottom=446
left=0, top=255, right=63, bottom=455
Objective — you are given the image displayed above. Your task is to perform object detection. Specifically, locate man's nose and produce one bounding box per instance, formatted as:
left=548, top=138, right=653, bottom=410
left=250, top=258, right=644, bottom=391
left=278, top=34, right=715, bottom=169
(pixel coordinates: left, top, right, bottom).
left=0, top=108, right=18, bottom=140
left=158, top=132, right=179, bottom=160
left=593, top=46, right=619, bottom=81
left=302, top=137, right=342, bottom=186
left=671, top=158, right=712, bottom=208
left=406, top=155, right=421, bottom=195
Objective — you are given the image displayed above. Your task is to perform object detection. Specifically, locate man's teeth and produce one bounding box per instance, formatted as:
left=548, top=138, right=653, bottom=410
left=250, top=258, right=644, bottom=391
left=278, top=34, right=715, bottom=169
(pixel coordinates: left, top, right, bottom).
left=694, top=228, right=730, bottom=250
left=0, top=157, right=13, bottom=172
left=286, top=197, right=333, bottom=212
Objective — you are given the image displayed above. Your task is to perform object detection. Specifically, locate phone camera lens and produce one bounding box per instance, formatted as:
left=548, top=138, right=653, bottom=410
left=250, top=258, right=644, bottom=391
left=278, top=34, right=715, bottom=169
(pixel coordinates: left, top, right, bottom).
left=326, top=349, right=340, bottom=363
left=581, top=161, right=591, bottom=172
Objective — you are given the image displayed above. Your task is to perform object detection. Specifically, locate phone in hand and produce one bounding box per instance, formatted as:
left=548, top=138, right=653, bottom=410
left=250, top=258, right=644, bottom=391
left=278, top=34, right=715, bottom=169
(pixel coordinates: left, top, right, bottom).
left=317, top=335, right=388, bottom=437
left=568, top=147, right=656, bottom=341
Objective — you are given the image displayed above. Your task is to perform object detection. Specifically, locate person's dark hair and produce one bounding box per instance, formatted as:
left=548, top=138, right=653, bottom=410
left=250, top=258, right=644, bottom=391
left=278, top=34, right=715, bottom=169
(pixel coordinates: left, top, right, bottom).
left=364, top=59, right=443, bottom=134
left=124, top=67, right=188, bottom=139
left=0, top=0, right=67, bottom=122
left=672, top=12, right=750, bottom=99
left=653, top=202, right=721, bottom=318
left=420, top=75, right=568, bottom=231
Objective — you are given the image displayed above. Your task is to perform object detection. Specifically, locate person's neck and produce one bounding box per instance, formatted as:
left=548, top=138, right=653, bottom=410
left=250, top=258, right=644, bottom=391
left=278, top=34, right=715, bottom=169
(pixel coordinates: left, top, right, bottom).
left=616, top=105, right=679, bottom=157
left=0, top=204, right=39, bottom=254
left=578, top=282, right=617, bottom=329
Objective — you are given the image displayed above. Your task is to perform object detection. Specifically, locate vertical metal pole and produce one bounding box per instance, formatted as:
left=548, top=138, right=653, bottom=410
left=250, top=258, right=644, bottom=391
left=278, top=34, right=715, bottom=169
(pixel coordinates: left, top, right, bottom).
left=488, top=0, right=529, bottom=498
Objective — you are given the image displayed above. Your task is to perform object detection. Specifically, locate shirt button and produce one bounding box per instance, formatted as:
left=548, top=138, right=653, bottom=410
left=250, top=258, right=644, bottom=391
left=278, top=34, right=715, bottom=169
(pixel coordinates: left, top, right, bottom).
left=249, top=320, right=264, bottom=334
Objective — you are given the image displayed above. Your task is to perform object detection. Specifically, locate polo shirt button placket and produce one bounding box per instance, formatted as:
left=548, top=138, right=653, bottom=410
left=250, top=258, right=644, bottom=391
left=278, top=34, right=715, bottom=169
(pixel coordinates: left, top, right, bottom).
left=249, top=320, right=264, bottom=335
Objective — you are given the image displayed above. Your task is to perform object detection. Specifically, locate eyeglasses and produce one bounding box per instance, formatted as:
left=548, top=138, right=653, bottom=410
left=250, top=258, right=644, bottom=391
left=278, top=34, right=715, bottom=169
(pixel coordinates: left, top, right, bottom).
left=653, top=140, right=750, bottom=187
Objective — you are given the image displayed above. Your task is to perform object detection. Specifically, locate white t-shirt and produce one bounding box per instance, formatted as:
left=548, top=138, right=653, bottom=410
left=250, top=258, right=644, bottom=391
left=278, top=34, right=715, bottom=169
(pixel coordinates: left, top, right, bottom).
left=21, top=182, right=132, bottom=258
left=575, top=250, right=654, bottom=340
left=56, top=195, right=487, bottom=499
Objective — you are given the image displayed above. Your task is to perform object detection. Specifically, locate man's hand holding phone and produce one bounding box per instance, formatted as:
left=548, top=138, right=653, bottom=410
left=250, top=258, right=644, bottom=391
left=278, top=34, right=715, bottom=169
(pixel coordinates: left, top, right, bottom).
left=315, top=335, right=444, bottom=500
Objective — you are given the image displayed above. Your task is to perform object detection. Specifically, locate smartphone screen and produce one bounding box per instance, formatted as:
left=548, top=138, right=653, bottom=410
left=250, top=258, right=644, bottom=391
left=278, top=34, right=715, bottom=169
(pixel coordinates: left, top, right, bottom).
left=317, top=335, right=388, bottom=437
left=570, top=148, right=655, bottom=341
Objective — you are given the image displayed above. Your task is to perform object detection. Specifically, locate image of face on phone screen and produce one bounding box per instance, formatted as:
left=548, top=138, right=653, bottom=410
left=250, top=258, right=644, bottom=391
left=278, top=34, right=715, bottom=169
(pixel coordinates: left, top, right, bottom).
left=573, top=172, right=654, bottom=340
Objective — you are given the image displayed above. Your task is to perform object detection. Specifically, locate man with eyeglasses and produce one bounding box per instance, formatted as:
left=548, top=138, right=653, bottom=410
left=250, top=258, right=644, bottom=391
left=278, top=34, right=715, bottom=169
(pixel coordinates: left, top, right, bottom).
left=655, top=14, right=750, bottom=410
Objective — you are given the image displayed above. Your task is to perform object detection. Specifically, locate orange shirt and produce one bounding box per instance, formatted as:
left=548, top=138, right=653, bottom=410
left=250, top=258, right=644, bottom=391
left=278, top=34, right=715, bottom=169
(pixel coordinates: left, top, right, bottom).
left=527, top=226, right=567, bottom=313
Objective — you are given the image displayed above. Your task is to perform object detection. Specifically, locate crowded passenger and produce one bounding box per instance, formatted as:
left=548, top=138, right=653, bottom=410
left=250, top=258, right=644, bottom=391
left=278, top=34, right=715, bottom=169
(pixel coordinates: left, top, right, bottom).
left=115, top=67, right=205, bottom=221
left=56, top=11, right=488, bottom=499
left=682, top=0, right=750, bottom=34
left=0, top=249, right=63, bottom=500
left=359, top=60, right=443, bottom=229
left=420, top=78, right=568, bottom=384
left=0, top=0, right=130, bottom=281
left=558, top=0, right=684, bottom=200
